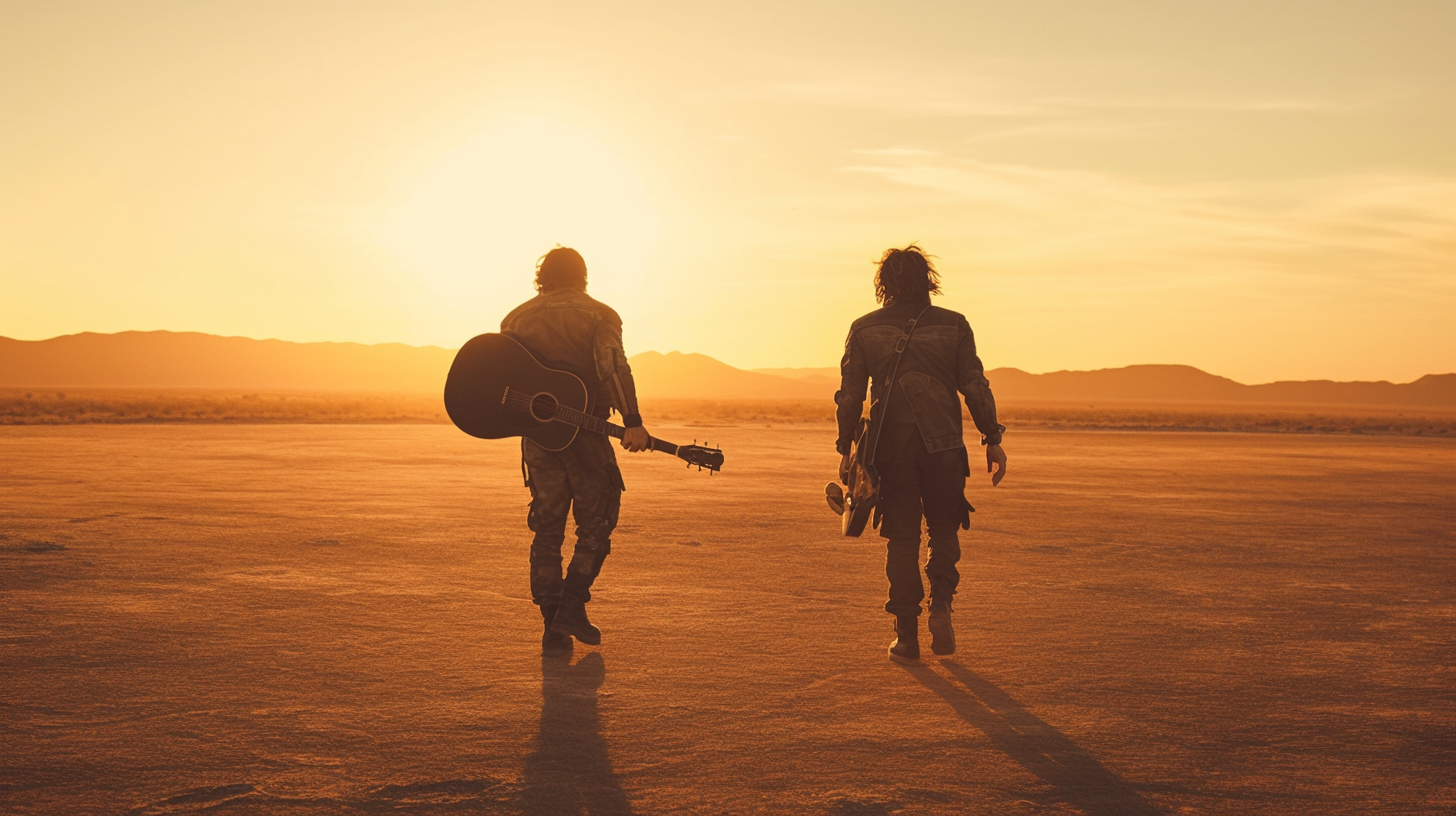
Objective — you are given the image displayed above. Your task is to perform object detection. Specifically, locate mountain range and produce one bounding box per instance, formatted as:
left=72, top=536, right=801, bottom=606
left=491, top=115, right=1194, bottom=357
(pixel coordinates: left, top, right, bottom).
left=2, top=331, right=1453, bottom=408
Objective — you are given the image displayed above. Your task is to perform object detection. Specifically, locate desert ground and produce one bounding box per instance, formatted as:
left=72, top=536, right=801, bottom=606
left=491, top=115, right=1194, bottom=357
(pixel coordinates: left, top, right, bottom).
left=2, top=424, right=1453, bottom=815
left=5, top=389, right=1456, bottom=438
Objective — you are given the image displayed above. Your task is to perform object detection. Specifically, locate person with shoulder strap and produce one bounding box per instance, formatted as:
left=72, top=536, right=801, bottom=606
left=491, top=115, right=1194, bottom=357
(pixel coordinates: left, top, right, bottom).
left=835, top=245, right=1007, bottom=662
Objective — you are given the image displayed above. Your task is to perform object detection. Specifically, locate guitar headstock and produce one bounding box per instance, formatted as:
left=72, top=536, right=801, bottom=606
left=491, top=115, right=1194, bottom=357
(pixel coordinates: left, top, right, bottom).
left=677, top=443, right=724, bottom=473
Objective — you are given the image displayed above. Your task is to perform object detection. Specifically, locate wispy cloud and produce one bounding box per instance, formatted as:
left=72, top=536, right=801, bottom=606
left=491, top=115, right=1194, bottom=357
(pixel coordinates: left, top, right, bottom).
left=964, top=118, right=1165, bottom=144
left=764, top=77, right=1043, bottom=116
left=848, top=146, right=939, bottom=157
left=735, top=60, right=1407, bottom=119
left=711, top=63, right=1046, bottom=117
left=840, top=150, right=1456, bottom=296
left=1041, top=96, right=1348, bottom=113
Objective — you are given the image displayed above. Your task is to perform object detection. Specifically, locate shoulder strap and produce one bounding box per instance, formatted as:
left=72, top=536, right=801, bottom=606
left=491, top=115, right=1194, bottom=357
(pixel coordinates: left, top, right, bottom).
left=865, top=305, right=931, bottom=464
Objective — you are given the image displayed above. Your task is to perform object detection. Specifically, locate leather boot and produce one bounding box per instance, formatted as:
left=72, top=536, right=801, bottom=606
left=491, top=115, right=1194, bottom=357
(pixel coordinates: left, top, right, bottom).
left=928, top=598, right=956, bottom=656
left=888, top=615, right=920, bottom=662
left=540, top=605, right=572, bottom=657
left=550, top=600, right=602, bottom=646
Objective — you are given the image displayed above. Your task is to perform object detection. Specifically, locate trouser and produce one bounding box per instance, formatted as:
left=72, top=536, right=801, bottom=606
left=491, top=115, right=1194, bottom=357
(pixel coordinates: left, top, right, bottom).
left=522, top=433, right=624, bottom=608
left=876, top=426, right=970, bottom=618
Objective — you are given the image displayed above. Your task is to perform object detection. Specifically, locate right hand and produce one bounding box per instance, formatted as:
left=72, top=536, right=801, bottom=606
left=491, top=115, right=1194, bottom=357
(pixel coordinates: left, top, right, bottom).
left=622, top=425, right=651, bottom=453
left=839, top=452, right=852, bottom=484
left=986, top=443, right=1007, bottom=486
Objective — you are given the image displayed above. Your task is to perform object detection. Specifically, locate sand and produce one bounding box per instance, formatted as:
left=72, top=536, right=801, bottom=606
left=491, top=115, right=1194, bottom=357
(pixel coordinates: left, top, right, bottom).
left=2, top=425, right=1453, bottom=815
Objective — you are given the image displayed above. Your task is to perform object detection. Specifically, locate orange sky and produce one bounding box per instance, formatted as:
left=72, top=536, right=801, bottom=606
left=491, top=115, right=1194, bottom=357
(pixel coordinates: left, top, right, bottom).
left=2, top=1, right=1453, bottom=383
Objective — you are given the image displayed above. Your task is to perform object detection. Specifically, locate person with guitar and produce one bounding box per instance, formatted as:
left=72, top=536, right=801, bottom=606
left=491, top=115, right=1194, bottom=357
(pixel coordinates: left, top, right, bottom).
left=835, top=246, right=1007, bottom=662
left=500, top=247, right=652, bottom=656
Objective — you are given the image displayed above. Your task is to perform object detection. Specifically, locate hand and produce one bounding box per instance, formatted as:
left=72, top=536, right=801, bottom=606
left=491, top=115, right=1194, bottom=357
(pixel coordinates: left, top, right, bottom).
left=622, top=426, right=651, bottom=453
left=839, top=452, right=852, bottom=484
left=984, top=445, right=1007, bottom=483
left=986, top=443, right=1007, bottom=486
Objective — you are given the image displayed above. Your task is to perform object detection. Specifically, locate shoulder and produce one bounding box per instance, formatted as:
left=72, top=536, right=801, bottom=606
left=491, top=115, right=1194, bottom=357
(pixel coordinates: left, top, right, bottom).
left=501, top=295, right=544, bottom=326
left=847, top=302, right=961, bottom=334
left=922, top=304, right=972, bottom=335
left=578, top=293, right=623, bottom=326
left=925, top=304, right=967, bottom=324
left=848, top=307, right=893, bottom=335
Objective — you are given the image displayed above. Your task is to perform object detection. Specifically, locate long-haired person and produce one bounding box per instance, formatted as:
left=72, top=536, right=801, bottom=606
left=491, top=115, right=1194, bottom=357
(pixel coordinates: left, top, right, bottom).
left=835, top=246, right=1007, bottom=661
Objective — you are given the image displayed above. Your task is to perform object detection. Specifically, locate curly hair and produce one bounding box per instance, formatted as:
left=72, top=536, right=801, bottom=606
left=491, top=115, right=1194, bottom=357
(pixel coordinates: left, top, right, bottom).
left=874, top=244, right=941, bottom=305
left=535, top=246, right=588, bottom=292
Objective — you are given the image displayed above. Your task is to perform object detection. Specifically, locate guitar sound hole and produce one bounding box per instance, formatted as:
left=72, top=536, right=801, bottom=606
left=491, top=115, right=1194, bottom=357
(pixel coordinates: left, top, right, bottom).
left=529, top=393, right=559, bottom=422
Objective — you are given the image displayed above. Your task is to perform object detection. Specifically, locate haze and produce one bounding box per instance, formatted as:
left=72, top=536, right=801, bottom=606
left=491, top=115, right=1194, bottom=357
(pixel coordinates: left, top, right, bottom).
left=2, top=0, right=1453, bottom=383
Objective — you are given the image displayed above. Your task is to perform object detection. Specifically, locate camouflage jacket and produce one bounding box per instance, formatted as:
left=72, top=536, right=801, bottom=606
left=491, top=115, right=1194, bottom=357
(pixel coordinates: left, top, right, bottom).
left=835, top=299, right=1004, bottom=455
left=501, top=289, right=643, bottom=427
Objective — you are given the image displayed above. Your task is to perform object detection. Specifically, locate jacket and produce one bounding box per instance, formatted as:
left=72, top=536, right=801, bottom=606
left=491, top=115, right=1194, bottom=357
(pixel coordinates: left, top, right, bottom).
left=501, top=288, right=643, bottom=427
left=835, top=299, right=1003, bottom=456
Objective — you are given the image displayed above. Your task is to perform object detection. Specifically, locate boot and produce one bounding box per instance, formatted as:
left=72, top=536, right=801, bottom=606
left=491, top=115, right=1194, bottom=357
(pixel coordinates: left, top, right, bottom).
left=540, top=605, right=573, bottom=657
left=928, top=598, right=956, bottom=656
left=550, top=600, right=602, bottom=646
left=888, top=615, right=920, bottom=662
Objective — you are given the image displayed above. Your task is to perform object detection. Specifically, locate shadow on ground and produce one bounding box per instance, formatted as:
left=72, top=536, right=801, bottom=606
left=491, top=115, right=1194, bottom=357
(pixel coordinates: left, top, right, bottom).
left=522, top=651, right=634, bottom=816
left=903, top=659, right=1163, bottom=816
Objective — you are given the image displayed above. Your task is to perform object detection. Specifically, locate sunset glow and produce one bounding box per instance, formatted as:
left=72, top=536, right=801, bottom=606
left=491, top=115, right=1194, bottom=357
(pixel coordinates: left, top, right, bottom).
left=4, top=5, right=1456, bottom=813
left=2, top=1, right=1452, bottom=382
left=382, top=116, right=661, bottom=315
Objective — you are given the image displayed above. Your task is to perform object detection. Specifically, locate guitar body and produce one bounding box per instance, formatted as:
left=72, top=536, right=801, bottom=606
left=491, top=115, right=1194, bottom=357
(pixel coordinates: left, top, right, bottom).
left=841, top=414, right=881, bottom=536
left=443, top=333, right=589, bottom=452
left=443, top=332, right=724, bottom=472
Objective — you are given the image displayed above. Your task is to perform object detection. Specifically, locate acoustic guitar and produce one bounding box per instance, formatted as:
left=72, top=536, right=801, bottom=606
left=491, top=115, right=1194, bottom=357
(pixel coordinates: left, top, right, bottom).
left=443, top=333, right=724, bottom=472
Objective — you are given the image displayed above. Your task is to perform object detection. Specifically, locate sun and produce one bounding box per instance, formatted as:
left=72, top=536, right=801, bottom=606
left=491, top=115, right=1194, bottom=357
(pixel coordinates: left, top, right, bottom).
left=384, top=116, right=660, bottom=317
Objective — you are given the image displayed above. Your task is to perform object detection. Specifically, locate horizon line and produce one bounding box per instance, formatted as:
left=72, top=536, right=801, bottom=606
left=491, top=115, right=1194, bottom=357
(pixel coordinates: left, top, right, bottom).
left=2, top=328, right=1450, bottom=388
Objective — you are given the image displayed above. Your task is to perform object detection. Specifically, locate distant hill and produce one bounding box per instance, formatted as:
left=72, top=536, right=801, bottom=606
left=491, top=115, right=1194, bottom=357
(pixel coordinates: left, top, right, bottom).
left=630, top=352, right=825, bottom=400
left=751, top=367, right=840, bottom=394
left=0, top=331, right=456, bottom=391
left=2, top=331, right=1452, bottom=408
left=987, top=364, right=1456, bottom=408
left=760, top=362, right=1456, bottom=408
left=752, top=367, right=839, bottom=379
left=986, top=364, right=1246, bottom=402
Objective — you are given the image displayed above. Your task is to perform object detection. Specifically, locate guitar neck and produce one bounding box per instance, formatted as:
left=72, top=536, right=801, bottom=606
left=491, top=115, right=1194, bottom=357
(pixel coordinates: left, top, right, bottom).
left=553, top=403, right=679, bottom=456
left=599, top=420, right=680, bottom=457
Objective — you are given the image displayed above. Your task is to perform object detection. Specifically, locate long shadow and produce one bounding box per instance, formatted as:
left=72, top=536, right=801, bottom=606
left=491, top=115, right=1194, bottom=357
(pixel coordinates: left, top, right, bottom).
left=901, top=659, right=1164, bottom=816
left=521, top=651, right=634, bottom=816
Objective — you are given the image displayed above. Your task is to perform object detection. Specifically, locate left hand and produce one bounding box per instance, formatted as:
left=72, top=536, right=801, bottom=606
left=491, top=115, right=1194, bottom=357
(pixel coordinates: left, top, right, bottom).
left=622, top=426, right=651, bottom=453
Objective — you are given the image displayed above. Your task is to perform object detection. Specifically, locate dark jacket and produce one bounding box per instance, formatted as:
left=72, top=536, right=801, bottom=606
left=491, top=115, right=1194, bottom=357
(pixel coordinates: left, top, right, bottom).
left=501, top=288, right=643, bottom=427
left=835, top=299, right=1003, bottom=455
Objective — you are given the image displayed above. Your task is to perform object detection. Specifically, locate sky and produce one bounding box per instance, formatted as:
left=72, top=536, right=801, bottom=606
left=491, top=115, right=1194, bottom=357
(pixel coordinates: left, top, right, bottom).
left=2, top=0, right=1453, bottom=383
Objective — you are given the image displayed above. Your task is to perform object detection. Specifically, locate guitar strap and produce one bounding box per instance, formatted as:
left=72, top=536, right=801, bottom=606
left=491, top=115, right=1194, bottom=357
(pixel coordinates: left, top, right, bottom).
left=865, top=304, right=931, bottom=467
